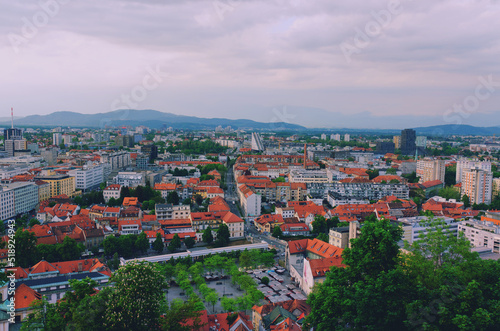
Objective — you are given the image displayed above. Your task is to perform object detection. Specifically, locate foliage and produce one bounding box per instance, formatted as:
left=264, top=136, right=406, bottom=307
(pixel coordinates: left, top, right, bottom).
left=152, top=233, right=164, bottom=254
left=316, top=233, right=329, bottom=243
left=168, top=234, right=182, bottom=252
left=103, top=234, right=143, bottom=258
left=167, top=139, right=227, bottom=155
left=438, top=186, right=461, bottom=200
left=73, top=190, right=104, bottom=207
left=135, top=232, right=150, bottom=254
left=202, top=226, right=214, bottom=244
left=167, top=191, right=180, bottom=205
left=272, top=225, right=283, bottom=239
left=402, top=172, right=420, bottom=184
left=462, top=194, right=470, bottom=208
left=272, top=176, right=286, bottom=183
left=28, top=218, right=41, bottom=227
left=366, top=169, right=380, bottom=180
left=386, top=167, right=397, bottom=175
left=445, top=164, right=457, bottom=186
left=261, top=276, right=270, bottom=285
left=14, top=229, right=38, bottom=267
left=184, top=237, right=195, bottom=249
left=215, top=223, right=231, bottom=247
left=238, top=249, right=275, bottom=269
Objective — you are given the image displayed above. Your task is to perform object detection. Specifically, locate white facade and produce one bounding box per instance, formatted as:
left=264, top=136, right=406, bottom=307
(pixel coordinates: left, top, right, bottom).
left=53, top=132, right=62, bottom=146
left=103, top=185, right=122, bottom=202
left=69, top=163, right=104, bottom=192
left=397, top=216, right=457, bottom=244
left=458, top=220, right=500, bottom=254
left=344, top=134, right=350, bottom=142
left=112, top=172, right=144, bottom=187
left=1, top=182, right=38, bottom=217
left=289, top=169, right=329, bottom=184
left=100, top=151, right=131, bottom=170
left=417, top=159, right=445, bottom=184
left=0, top=188, right=15, bottom=220
left=456, top=159, right=491, bottom=183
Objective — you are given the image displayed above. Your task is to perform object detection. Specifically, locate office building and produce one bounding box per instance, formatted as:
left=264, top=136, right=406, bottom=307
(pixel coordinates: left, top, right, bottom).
left=401, top=129, right=416, bottom=156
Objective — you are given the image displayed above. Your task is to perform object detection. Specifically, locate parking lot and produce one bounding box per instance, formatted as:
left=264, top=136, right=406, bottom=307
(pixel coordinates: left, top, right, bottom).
left=166, top=266, right=307, bottom=314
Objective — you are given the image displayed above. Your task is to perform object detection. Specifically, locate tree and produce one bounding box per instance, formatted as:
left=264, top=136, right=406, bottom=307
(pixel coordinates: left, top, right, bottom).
left=215, top=223, right=230, bottom=247
left=316, top=233, right=329, bottom=243
left=194, top=194, right=203, bottom=206
left=184, top=237, right=195, bottom=249
left=202, top=226, right=214, bottom=245
left=386, top=167, right=397, bottom=175
left=438, top=186, right=461, bottom=200
left=135, top=232, right=150, bottom=255
left=15, top=229, right=38, bottom=267
left=168, top=234, right=182, bottom=252
left=462, top=194, right=470, bottom=208
left=272, top=225, right=283, bottom=239
left=311, top=215, right=327, bottom=235
left=167, top=191, right=180, bottom=205
left=104, top=262, right=168, bottom=330
left=28, top=218, right=41, bottom=227
left=57, top=236, right=84, bottom=261
left=159, top=299, right=206, bottom=331
left=182, top=198, right=192, bottom=206
left=261, top=276, right=270, bottom=285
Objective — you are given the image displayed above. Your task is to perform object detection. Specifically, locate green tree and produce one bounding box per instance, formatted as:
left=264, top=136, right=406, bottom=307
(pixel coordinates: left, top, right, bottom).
left=167, top=191, right=180, bottom=205
left=202, top=226, right=214, bottom=245
left=57, top=236, right=84, bottom=261
left=462, top=194, right=470, bottom=208
left=184, top=237, right=195, bottom=249
left=168, top=234, right=182, bottom=252
left=261, top=276, right=270, bottom=285
left=104, top=262, right=168, bottom=330
left=438, top=186, right=461, bottom=200
left=15, top=229, right=39, bottom=267
left=28, top=218, right=41, bottom=227
left=135, top=232, right=150, bottom=255
left=159, top=299, right=206, bottom=331
left=311, top=215, right=327, bottom=235
left=215, top=223, right=230, bottom=247
left=316, top=232, right=329, bottom=243
left=194, top=194, right=203, bottom=206
left=272, top=225, right=283, bottom=239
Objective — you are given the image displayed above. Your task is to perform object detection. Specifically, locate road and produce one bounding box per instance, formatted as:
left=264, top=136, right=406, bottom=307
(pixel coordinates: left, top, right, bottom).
left=224, top=164, right=287, bottom=252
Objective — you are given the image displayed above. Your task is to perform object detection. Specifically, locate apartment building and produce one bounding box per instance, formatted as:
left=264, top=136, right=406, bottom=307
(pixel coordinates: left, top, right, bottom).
left=112, top=172, right=144, bottom=188
left=0, top=187, right=15, bottom=220
left=3, top=182, right=39, bottom=215
left=103, top=184, right=122, bottom=202
left=288, top=169, right=329, bottom=184
left=34, top=174, right=75, bottom=198
left=456, top=159, right=491, bottom=183
left=461, top=168, right=493, bottom=204
left=238, top=184, right=261, bottom=219
left=100, top=151, right=131, bottom=170
left=326, top=183, right=409, bottom=201
left=155, top=204, right=191, bottom=220
left=417, top=158, right=445, bottom=184
left=68, top=163, right=104, bottom=192
left=397, top=216, right=457, bottom=244
left=458, top=220, right=500, bottom=253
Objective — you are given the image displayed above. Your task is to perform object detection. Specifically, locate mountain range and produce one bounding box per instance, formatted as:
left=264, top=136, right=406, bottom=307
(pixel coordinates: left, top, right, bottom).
left=1, top=109, right=499, bottom=136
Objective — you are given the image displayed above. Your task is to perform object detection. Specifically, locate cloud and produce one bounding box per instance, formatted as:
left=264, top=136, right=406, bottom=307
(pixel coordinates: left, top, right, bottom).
left=0, top=0, right=499, bottom=128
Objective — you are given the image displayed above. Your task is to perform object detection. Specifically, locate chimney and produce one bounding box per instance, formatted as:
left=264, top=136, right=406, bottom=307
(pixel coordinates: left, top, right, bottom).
left=303, top=143, right=307, bottom=169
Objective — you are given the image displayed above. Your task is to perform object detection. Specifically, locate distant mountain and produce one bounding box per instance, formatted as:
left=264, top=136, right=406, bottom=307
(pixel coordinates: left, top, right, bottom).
left=0, top=109, right=305, bottom=130
left=412, top=125, right=500, bottom=136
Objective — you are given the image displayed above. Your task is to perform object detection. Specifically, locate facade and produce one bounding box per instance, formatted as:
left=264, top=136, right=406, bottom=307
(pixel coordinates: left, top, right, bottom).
left=251, top=132, right=265, bottom=151
left=155, top=204, right=191, bottom=220
left=34, top=174, right=76, bottom=198
left=456, top=159, right=491, bottom=183
left=328, top=226, right=350, bottom=248
left=238, top=184, right=261, bottom=219
left=53, top=132, right=62, bottom=145
left=68, top=163, right=104, bottom=192
left=103, top=184, right=122, bottom=202
left=458, top=220, right=500, bottom=253
left=3, top=182, right=39, bottom=216
left=288, top=169, right=329, bottom=183
left=397, top=216, right=457, bottom=244
left=393, top=135, right=401, bottom=149
left=417, top=158, right=445, bottom=184
left=35, top=180, right=51, bottom=203
left=401, top=129, right=416, bottom=156
left=0, top=188, right=15, bottom=220
left=100, top=151, right=131, bottom=170
left=326, top=183, right=409, bottom=200
left=112, top=172, right=144, bottom=187
left=461, top=168, right=493, bottom=204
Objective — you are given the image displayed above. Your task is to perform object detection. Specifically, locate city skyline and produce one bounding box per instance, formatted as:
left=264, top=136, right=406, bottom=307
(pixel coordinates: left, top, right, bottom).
left=1, top=0, right=499, bottom=128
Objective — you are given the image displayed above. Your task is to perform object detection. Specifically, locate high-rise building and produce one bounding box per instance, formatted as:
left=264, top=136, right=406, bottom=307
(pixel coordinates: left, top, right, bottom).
left=375, top=142, right=395, bottom=154
left=401, top=129, right=416, bottom=156
left=344, top=134, right=350, bottom=142
left=416, top=158, right=445, bottom=184
left=53, top=132, right=62, bottom=146
left=331, top=134, right=341, bottom=141
left=393, top=136, right=401, bottom=149
left=251, top=132, right=264, bottom=151
left=456, top=159, right=491, bottom=183
left=4, top=128, right=22, bottom=140
left=461, top=168, right=493, bottom=205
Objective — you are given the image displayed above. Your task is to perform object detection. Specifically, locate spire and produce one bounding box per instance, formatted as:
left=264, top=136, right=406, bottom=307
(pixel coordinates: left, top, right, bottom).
left=11, top=107, right=14, bottom=129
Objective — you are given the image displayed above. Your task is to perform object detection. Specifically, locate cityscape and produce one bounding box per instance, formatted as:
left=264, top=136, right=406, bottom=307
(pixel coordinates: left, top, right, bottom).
left=2, top=1, right=500, bottom=331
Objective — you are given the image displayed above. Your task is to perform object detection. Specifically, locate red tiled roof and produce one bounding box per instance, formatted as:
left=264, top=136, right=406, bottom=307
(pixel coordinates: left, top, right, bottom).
left=15, top=284, right=41, bottom=310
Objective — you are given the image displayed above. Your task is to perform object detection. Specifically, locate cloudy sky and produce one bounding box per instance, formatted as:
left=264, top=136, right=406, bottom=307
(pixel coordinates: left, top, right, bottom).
left=1, top=0, right=499, bottom=128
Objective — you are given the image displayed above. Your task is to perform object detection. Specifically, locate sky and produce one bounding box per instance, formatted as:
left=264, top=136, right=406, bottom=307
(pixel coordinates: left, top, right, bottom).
left=1, top=0, right=499, bottom=128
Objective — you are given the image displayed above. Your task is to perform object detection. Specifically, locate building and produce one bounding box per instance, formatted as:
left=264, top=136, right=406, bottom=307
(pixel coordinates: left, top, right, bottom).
left=331, top=133, right=341, bottom=141
left=238, top=184, right=261, bottom=219
left=114, top=134, right=134, bottom=147
left=417, top=158, right=445, bottom=184
left=251, top=132, right=265, bottom=151
left=493, top=178, right=500, bottom=198
left=2, top=182, right=39, bottom=216
left=155, top=204, right=191, bottom=220
left=328, top=226, right=350, bottom=248
left=34, top=174, right=75, bottom=198
left=41, top=147, right=58, bottom=166
left=326, top=182, right=410, bottom=200
left=141, top=144, right=158, bottom=161
left=376, top=141, right=395, bottom=154
left=112, top=172, right=144, bottom=187
left=0, top=187, right=15, bottom=220
left=461, top=168, right=493, bottom=204
left=401, top=129, right=416, bottom=156
left=456, top=159, right=491, bottom=183
left=35, top=180, right=51, bottom=203
left=53, top=132, right=62, bottom=146
left=344, top=134, right=350, bottom=142
left=288, top=169, right=329, bottom=184
left=397, top=216, right=457, bottom=244
left=393, top=135, right=401, bottom=149
left=100, top=151, right=131, bottom=170
left=103, top=184, right=122, bottom=202
left=68, top=163, right=104, bottom=192
left=458, top=220, right=500, bottom=254
left=280, top=223, right=310, bottom=236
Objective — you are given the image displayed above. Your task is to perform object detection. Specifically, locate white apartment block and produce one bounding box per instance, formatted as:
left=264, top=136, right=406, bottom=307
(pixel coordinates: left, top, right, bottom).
left=155, top=204, right=191, bottom=220
left=458, top=220, right=500, bottom=254
left=0, top=165, right=30, bottom=180
left=112, top=172, right=144, bottom=188
left=417, top=159, right=445, bottom=184
left=289, top=169, right=329, bottom=184
left=456, top=159, right=491, bottom=183
left=461, top=168, right=492, bottom=205
left=0, top=188, right=15, bottom=220
left=69, top=163, right=104, bottom=192
left=397, top=216, right=457, bottom=244
left=2, top=182, right=39, bottom=217
left=103, top=184, right=122, bottom=202
left=100, top=151, right=131, bottom=170
left=493, top=178, right=500, bottom=198
left=53, top=132, right=62, bottom=146
left=238, top=185, right=261, bottom=220
left=344, top=134, right=350, bottom=142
